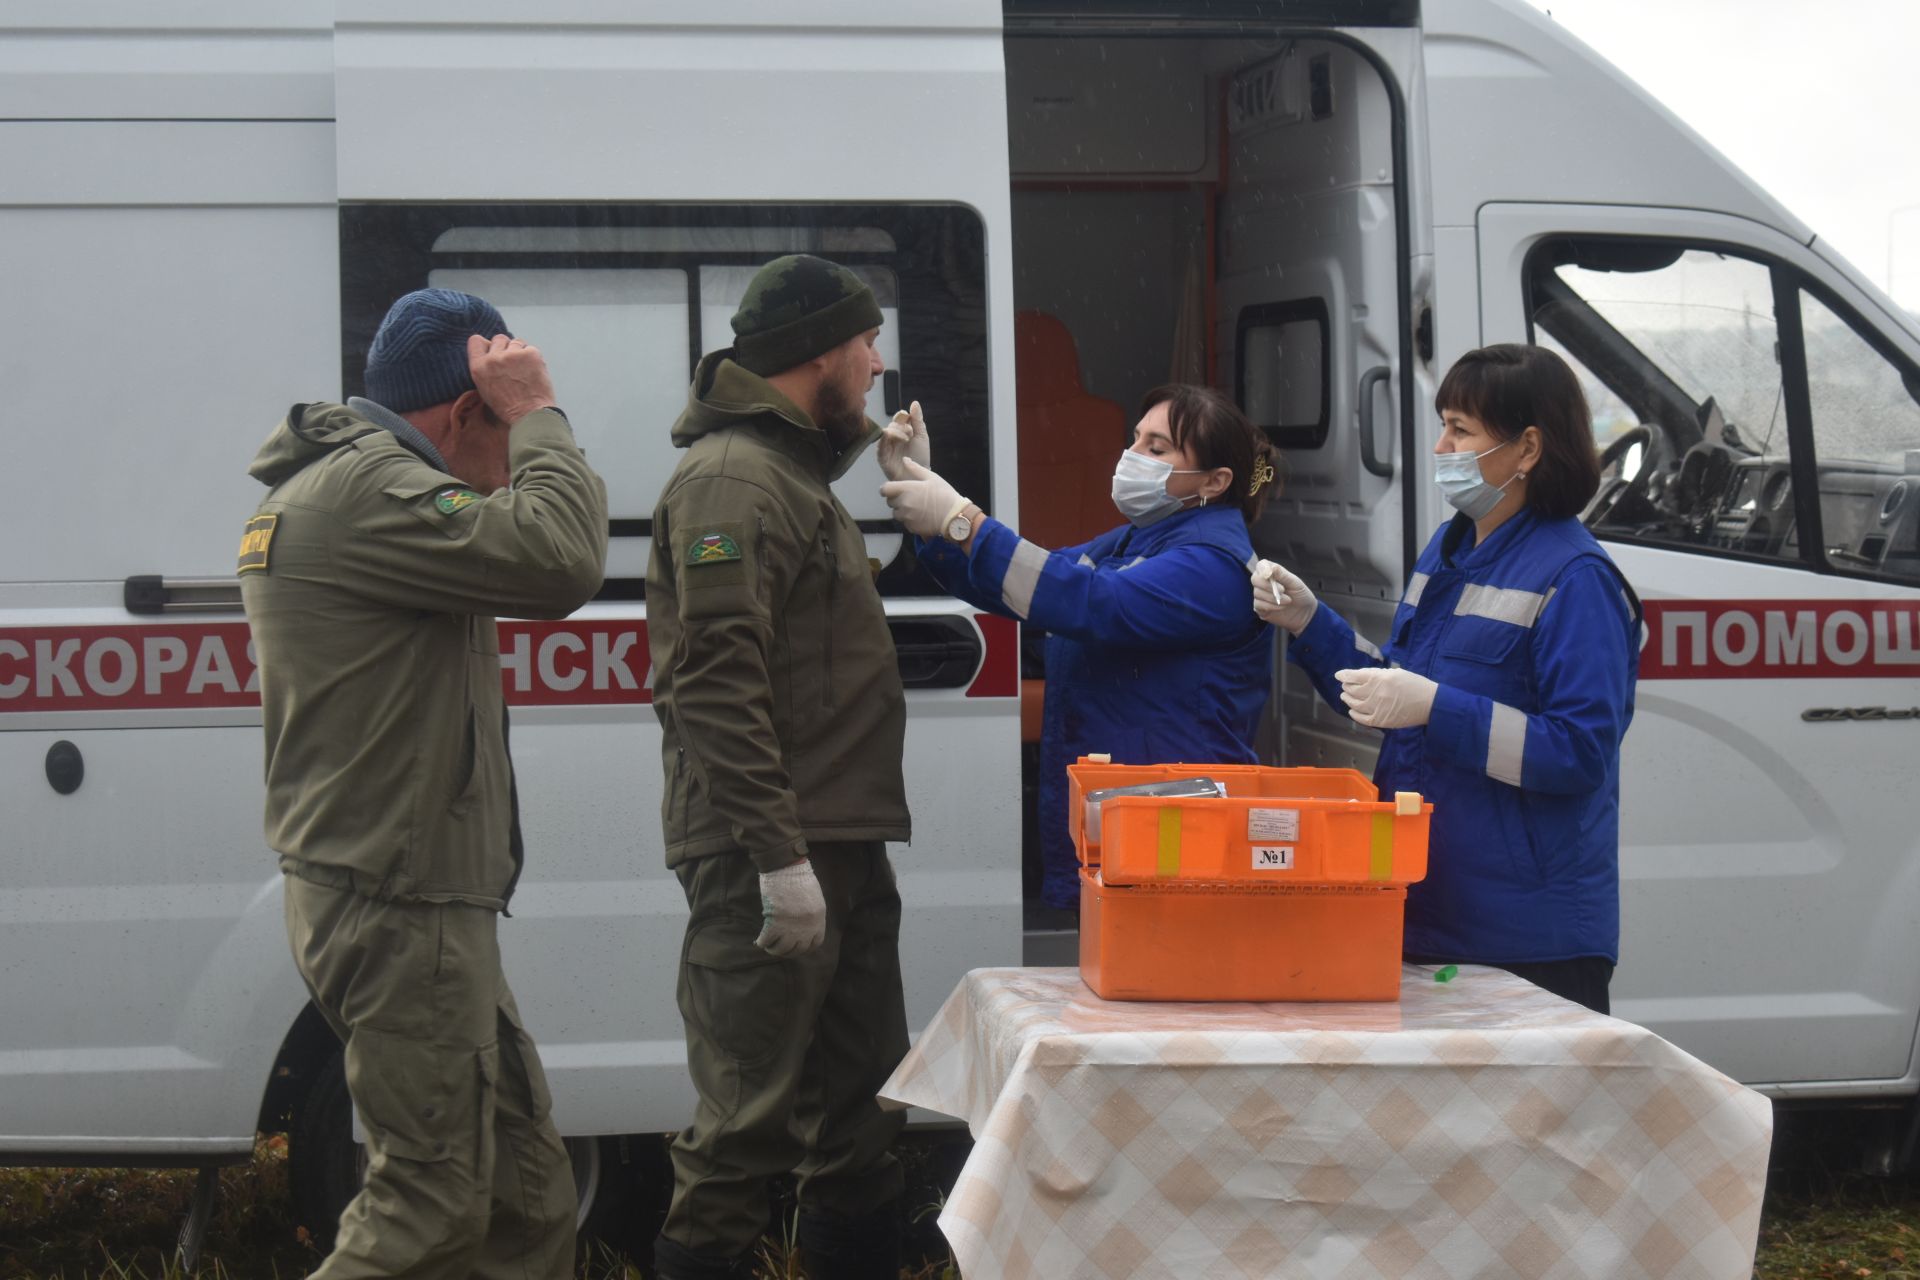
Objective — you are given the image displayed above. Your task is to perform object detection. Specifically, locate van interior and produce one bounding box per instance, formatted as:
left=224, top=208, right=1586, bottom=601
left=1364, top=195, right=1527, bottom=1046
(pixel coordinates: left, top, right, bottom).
left=1000, top=30, right=1405, bottom=931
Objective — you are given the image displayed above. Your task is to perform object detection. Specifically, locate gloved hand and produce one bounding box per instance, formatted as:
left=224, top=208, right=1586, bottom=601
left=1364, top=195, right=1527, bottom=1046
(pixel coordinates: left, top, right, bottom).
left=754, top=860, right=827, bottom=957
left=1251, top=559, right=1318, bottom=634
left=876, top=399, right=931, bottom=483
left=1335, top=667, right=1440, bottom=729
left=880, top=458, right=970, bottom=539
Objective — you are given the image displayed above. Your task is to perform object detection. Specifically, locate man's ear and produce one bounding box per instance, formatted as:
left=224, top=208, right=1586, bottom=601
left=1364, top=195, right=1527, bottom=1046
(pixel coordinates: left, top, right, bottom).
left=448, top=388, right=491, bottom=437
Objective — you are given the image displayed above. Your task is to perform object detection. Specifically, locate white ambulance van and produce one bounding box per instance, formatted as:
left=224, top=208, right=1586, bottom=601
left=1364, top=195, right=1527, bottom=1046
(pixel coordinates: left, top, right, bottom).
left=5, top=0, right=1920, bottom=1232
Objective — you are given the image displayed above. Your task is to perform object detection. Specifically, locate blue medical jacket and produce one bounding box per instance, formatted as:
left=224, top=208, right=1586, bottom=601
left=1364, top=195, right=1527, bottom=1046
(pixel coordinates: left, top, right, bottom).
left=1288, top=511, right=1640, bottom=964
left=918, top=505, right=1272, bottom=908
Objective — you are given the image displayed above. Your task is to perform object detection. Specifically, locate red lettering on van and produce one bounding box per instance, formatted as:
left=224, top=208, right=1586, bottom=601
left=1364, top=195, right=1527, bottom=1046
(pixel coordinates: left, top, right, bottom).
left=0, top=622, right=654, bottom=711
left=1641, top=600, right=1920, bottom=679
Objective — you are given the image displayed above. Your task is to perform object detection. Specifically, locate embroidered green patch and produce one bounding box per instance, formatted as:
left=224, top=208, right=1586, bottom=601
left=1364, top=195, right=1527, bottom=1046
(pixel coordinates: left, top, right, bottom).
left=687, top=531, right=743, bottom=565
left=434, top=487, right=481, bottom=515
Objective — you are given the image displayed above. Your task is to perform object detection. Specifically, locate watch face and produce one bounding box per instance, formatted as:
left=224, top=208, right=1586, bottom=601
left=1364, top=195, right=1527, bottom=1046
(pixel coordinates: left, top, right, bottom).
left=947, top=514, right=972, bottom=541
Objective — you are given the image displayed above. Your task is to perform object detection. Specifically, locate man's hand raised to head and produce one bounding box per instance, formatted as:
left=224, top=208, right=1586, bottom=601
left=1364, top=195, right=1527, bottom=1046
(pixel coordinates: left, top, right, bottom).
left=468, top=333, right=557, bottom=425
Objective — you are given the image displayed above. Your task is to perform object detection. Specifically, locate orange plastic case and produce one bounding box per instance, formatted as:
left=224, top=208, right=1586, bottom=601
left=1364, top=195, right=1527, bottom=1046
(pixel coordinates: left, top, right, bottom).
left=1069, top=759, right=1431, bottom=1002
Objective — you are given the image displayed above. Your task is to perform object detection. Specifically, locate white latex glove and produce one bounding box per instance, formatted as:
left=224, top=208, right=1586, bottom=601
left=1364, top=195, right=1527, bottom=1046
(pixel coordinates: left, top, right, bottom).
left=754, top=860, right=827, bottom=957
left=1335, top=667, right=1440, bottom=730
left=879, top=457, right=970, bottom=539
left=1251, top=559, right=1318, bottom=634
left=876, top=399, right=932, bottom=483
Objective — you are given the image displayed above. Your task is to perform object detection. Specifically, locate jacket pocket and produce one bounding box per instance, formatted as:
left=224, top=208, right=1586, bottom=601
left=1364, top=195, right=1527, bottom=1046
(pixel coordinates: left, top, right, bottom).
left=1435, top=619, right=1532, bottom=706
left=449, top=708, right=480, bottom=813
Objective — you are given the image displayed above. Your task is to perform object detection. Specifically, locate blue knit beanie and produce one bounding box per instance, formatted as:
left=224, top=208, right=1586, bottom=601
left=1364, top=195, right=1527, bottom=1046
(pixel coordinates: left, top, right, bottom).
left=364, top=288, right=512, bottom=413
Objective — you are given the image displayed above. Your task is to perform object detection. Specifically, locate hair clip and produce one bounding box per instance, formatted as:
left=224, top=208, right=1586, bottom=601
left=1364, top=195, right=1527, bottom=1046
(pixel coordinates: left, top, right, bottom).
left=1249, top=456, right=1277, bottom=495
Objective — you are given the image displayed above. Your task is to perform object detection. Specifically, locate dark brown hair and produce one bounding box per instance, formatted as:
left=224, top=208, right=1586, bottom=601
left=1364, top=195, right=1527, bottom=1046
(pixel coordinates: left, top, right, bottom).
left=1140, top=383, right=1281, bottom=526
left=1433, top=344, right=1600, bottom=520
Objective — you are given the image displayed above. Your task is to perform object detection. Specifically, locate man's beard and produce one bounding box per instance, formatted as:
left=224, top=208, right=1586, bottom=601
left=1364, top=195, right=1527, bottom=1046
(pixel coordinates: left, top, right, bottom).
left=814, top=375, right=868, bottom=451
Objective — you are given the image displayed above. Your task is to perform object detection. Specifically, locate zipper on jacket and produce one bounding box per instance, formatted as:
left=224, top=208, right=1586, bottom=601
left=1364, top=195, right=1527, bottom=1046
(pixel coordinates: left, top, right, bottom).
left=755, top=514, right=772, bottom=603
left=820, top=529, right=838, bottom=711
left=673, top=741, right=687, bottom=841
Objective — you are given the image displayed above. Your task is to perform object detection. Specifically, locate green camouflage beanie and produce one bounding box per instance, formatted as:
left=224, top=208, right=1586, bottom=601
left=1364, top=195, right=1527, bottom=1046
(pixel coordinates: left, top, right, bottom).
left=730, top=254, right=883, bottom=376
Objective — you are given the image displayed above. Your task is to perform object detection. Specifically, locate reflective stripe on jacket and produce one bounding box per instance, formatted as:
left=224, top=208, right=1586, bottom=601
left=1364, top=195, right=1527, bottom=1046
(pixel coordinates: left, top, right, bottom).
left=1288, top=510, right=1641, bottom=964
left=920, top=503, right=1271, bottom=908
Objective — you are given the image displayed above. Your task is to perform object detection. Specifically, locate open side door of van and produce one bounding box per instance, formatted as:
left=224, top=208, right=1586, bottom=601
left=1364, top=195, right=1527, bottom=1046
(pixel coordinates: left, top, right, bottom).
left=1210, top=20, right=1429, bottom=780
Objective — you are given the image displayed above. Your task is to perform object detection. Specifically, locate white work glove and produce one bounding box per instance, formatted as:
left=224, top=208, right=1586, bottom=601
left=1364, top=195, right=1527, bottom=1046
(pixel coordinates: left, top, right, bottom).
left=876, top=399, right=932, bottom=483
left=754, top=860, right=827, bottom=957
left=880, top=458, right=970, bottom=539
left=1251, top=559, right=1318, bottom=634
left=1335, top=667, right=1440, bottom=730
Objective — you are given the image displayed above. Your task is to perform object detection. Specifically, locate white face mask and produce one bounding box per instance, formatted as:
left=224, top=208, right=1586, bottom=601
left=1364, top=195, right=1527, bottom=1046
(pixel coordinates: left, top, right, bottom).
left=1112, top=450, right=1204, bottom=527
left=1434, top=438, right=1517, bottom=520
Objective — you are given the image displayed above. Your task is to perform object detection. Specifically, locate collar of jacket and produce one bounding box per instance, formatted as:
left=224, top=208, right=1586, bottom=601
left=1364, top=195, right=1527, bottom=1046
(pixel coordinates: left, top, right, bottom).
left=673, top=350, right=881, bottom=482
left=347, top=395, right=452, bottom=472
left=1111, top=501, right=1248, bottom=558
left=1440, top=506, right=1540, bottom=568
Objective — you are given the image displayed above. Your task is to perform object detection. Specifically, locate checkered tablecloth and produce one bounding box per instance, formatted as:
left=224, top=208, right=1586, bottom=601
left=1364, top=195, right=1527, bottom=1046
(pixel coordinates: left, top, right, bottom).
left=880, top=966, right=1771, bottom=1280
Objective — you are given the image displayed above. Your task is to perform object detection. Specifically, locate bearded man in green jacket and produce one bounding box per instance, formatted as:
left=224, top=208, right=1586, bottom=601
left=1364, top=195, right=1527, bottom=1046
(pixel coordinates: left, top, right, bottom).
left=240, top=289, right=608, bottom=1280
left=646, top=255, right=911, bottom=1280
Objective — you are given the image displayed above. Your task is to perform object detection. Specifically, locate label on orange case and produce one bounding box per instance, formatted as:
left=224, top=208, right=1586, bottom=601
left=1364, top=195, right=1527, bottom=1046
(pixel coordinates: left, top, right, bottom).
left=1251, top=845, right=1295, bottom=870
left=1248, top=808, right=1300, bottom=841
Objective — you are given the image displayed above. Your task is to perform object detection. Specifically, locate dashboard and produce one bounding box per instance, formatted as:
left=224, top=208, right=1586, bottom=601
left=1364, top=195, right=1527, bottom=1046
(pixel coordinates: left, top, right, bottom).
left=1709, top=455, right=1920, bottom=577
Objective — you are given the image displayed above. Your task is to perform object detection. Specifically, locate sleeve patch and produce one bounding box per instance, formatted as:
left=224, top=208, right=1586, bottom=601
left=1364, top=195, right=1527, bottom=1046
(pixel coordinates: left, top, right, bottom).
left=434, top=487, right=482, bottom=515
left=688, top=531, right=743, bottom=565
left=236, top=514, right=278, bottom=573
left=676, top=520, right=749, bottom=593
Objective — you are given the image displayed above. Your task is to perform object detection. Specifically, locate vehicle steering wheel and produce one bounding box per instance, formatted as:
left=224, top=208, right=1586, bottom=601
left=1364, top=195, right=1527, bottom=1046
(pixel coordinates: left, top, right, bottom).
left=1584, top=425, right=1657, bottom=527
left=1597, top=424, right=1654, bottom=477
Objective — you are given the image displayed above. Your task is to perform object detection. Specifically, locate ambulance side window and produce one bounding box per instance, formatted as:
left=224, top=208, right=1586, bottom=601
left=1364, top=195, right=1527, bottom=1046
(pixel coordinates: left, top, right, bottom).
left=338, top=204, right=989, bottom=597
left=1525, top=234, right=1920, bottom=585
left=1525, top=240, right=1801, bottom=568
left=1795, top=289, right=1920, bottom=582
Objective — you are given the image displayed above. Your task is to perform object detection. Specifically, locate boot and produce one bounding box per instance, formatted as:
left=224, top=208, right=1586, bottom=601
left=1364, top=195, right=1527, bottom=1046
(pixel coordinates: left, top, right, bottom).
left=652, top=1233, right=758, bottom=1280
left=797, top=1200, right=902, bottom=1280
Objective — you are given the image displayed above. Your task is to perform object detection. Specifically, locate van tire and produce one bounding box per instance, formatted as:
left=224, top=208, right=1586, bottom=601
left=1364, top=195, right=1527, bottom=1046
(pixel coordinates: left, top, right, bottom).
left=287, top=1048, right=360, bottom=1249
left=287, top=1046, right=615, bottom=1251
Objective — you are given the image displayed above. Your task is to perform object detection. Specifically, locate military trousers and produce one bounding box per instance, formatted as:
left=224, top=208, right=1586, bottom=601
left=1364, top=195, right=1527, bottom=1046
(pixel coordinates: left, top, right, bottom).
left=660, top=841, right=910, bottom=1262
left=283, top=871, right=576, bottom=1280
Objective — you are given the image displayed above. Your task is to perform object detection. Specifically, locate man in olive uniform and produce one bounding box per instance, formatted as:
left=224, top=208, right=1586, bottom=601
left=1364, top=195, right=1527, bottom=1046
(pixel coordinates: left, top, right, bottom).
left=646, top=255, right=911, bottom=1280
left=239, top=289, right=609, bottom=1279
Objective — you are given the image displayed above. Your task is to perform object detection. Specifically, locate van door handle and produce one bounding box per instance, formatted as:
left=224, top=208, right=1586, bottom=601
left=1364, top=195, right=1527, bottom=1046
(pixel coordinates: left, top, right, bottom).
left=124, top=575, right=243, bottom=615
left=887, top=615, right=981, bottom=689
left=1357, top=365, right=1393, bottom=479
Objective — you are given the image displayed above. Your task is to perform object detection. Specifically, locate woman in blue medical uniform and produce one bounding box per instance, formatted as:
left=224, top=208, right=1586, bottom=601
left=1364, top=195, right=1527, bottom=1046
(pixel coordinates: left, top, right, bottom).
left=878, top=385, right=1277, bottom=913
left=1254, top=344, right=1640, bottom=1013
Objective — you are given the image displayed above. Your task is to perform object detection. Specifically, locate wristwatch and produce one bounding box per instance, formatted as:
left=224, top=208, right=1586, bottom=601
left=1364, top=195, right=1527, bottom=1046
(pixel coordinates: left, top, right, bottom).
left=945, top=506, right=975, bottom=544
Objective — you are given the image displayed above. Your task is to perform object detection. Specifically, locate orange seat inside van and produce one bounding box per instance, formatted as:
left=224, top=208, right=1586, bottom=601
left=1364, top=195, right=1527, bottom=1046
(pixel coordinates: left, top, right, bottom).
left=1014, top=310, right=1128, bottom=742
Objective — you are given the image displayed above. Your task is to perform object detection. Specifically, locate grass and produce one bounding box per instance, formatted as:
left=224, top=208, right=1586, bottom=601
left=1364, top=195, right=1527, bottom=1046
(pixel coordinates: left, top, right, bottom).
left=0, top=1132, right=963, bottom=1280
left=3, top=1114, right=1915, bottom=1278
left=1753, top=1109, right=1920, bottom=1280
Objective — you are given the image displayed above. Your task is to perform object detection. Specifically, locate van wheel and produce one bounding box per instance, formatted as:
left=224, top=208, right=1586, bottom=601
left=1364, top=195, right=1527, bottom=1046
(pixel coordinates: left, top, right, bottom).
left=288, top=1048, right=608, bottom=1251
left=287, top=1049, right=363, bottom=1248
